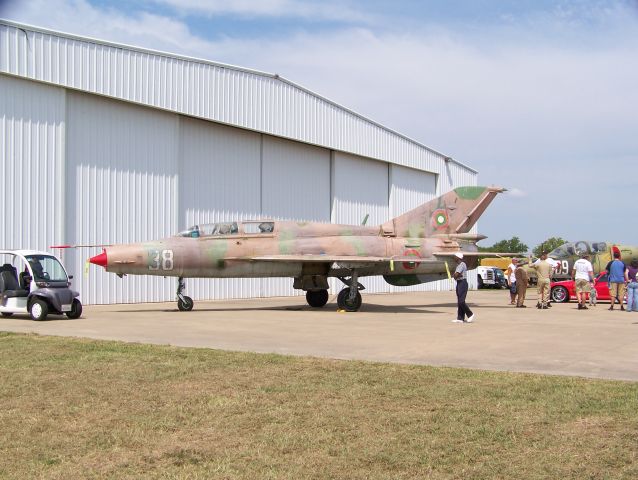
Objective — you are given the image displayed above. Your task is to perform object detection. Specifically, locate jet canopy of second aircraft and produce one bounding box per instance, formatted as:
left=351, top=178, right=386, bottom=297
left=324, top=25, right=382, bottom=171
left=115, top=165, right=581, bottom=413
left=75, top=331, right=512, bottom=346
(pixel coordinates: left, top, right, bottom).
left=176, top=221, right=276, bottom=238
left=549, top=241, right=609, bottom=258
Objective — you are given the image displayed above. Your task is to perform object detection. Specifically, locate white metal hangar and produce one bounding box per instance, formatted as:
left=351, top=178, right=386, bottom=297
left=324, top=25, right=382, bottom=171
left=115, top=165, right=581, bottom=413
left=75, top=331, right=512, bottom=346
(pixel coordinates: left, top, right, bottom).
left=0, top=20, right=479, bottom=305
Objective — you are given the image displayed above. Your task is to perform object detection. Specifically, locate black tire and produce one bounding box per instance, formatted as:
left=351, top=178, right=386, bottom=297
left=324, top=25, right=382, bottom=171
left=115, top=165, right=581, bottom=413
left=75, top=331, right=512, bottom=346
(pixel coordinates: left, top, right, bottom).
left=177, top=296, right=194, bottom=311
left=66, top=299, right=83, bottom=319
left=1, top=312, right=13, bottom=317
left=306, top=289, right=329, bottom=308
left=337, top=288, right=362, bottom=312
left=551, top=286, right=569, bottom=303
left=29, top=298, right=49, bottom=321
left=477, top=277, right=484, bottom=289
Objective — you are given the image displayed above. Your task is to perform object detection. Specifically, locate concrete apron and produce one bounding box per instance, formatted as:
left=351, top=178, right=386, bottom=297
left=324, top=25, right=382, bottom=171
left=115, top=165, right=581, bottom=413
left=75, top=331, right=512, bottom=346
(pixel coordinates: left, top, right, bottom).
left=1, top=289, right=637, bottom=382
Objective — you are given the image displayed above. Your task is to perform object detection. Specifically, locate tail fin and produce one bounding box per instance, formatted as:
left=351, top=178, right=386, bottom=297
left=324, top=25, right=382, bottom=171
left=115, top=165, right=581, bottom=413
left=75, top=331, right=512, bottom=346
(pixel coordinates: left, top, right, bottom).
left=384, top=186, right=505, bottom=238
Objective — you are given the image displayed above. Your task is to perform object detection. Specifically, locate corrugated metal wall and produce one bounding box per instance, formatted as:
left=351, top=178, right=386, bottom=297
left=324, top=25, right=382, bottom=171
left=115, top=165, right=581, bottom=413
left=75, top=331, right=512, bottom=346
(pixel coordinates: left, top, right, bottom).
left=0, top=75, right=65, bottom=251
left=178, top=117, right=262, bottom=301
left=388, top=165, right=446, bottom=292
left=331, top=152, right=390, bottom=293
left=65, top=91, right=179, bottom=304
left=0, top=21, right=472, bottom=177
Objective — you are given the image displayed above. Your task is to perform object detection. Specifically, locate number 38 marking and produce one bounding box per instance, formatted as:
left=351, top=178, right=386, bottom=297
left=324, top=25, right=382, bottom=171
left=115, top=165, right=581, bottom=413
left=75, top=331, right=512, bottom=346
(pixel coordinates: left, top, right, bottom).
left=149, top=249, right=174, bottom=271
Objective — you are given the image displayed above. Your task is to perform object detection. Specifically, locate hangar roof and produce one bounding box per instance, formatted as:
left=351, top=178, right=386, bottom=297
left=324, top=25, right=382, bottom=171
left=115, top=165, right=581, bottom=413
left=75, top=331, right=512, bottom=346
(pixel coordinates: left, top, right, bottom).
left=0, top=19, right=476, bottom=176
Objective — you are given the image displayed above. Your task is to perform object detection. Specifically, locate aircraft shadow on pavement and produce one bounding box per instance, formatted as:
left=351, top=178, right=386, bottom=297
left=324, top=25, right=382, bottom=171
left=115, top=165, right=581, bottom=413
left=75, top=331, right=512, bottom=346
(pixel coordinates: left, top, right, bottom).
left=110, top=302, right=456, bottom=315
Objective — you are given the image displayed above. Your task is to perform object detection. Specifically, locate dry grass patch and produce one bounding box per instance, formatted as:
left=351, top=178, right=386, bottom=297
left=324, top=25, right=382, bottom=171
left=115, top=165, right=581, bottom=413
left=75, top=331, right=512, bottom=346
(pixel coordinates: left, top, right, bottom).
left=0, top=332, right=636, bottom=479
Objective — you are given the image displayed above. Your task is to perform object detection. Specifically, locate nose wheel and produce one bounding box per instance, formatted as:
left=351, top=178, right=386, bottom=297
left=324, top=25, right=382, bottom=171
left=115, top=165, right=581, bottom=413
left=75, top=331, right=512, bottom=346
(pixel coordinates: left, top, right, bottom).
left=177, top=277, right=194, bottom=311
left=306, top=289, right=329, bottom=307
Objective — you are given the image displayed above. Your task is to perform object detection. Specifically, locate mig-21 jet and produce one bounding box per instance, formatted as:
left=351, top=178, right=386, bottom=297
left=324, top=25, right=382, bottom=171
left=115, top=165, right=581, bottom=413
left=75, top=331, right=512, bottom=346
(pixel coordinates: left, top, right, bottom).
left=86, top=186, right=508, bottom=311
left=519, top=241, right=638, bottom=283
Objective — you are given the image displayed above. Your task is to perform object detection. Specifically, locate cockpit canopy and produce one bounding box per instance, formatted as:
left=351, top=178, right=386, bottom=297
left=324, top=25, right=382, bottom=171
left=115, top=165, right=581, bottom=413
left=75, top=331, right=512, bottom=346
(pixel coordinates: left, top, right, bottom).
left=549, top=241, right=609, bottom=258
left=176, top=221, right=275, bottom=238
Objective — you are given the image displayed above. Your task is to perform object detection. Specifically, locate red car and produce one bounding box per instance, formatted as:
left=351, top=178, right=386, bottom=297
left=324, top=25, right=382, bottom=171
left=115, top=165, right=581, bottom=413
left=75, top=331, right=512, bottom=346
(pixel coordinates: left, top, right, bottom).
left=550, top=272, right=620, bottom=303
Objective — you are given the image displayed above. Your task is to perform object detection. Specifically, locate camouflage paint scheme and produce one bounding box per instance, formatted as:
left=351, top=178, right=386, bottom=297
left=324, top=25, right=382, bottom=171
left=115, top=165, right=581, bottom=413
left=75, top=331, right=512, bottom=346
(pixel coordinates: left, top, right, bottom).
left=89, top=186, right=505, bottom=309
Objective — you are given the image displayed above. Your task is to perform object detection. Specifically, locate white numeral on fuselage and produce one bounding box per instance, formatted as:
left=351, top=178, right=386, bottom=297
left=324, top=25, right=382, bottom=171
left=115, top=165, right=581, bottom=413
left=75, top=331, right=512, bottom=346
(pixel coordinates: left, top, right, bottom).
left=149, top=249, right=174, bottom=271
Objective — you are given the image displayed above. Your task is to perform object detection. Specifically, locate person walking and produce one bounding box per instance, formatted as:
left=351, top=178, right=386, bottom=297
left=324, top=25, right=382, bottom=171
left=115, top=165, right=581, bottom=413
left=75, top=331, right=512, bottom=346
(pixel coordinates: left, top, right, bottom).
left=530, top=251, right=554, bottom=309
left=514, top=263, right=528, bottom=307
left=624, top=259, right=638, bottom=312
left=505, top=258, right=518, bottom=305
left=606, top=252, right=627, bottom=311
left=572, top=253, right=594, bottom=310
left=452, top=252, right=474, bottom=323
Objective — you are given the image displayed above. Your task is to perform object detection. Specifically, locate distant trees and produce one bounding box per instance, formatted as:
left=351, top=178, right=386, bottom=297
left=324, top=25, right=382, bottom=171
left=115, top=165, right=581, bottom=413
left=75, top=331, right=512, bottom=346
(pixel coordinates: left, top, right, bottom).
left=478, top=236, right=528, bottom=254
left=532, top=237, right=567, bottom=257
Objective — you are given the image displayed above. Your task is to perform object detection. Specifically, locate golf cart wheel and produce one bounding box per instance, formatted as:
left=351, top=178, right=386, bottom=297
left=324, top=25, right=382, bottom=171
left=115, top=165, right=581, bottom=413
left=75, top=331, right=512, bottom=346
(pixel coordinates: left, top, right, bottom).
left=551, top=286, right=569, bottom=303
left=29, top=298, right=49, bottom=321
left=1, top=312, right=13, bottom=317
left=337, top=288, right=362, bottom=312
left=177, top=296, right=194, bottom=311
left=66, top=299, right=83, bottom=319
left=306, top=289, right=329, bottom=308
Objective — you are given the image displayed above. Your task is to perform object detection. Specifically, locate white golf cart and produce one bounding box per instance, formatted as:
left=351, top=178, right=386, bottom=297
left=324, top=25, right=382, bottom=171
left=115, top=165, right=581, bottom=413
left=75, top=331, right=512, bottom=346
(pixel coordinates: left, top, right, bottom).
left=0, top=250, right=82, bottom=321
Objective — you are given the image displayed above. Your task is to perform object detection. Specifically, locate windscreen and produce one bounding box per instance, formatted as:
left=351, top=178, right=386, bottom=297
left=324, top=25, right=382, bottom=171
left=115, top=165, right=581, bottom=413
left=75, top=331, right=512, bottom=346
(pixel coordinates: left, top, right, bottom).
left=25, top=255, right=68, bottom=282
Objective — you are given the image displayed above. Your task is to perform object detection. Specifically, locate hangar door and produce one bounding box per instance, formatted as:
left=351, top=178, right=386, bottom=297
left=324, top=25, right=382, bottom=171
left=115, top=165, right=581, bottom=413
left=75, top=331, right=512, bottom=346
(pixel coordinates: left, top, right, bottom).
left=65, top=92, right=179, bottom=305
left=332, top=152, right=389, bottom=294
left=389, top=165, right=443, bottom=292
left=261, top=136, right=331, bottom=296
left=179, top=117, right=262, bottom=301
left=0, top=75, right=65, bottom=252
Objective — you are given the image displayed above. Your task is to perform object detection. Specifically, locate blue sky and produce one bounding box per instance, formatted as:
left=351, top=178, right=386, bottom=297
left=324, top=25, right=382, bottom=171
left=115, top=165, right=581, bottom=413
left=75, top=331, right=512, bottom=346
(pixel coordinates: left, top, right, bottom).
left=2, top=0, right=638, bottom=250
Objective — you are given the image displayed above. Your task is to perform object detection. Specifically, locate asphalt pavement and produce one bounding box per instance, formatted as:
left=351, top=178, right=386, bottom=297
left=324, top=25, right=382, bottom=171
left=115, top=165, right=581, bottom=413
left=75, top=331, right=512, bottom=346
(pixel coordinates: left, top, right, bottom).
left=1, top=289, right=637, bottom=381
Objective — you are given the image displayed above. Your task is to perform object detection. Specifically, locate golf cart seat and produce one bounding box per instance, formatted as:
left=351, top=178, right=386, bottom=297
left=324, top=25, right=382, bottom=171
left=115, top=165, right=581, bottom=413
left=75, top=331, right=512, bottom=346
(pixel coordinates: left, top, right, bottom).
left=0, top=266, right=29, bottom=298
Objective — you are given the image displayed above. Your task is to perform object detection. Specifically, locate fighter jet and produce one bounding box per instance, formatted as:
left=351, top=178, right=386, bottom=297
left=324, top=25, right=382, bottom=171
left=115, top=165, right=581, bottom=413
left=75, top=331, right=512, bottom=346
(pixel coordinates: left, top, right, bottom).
left=520, top=241, right=638, bottom=282
left=87, top=186, right=507, bottom=311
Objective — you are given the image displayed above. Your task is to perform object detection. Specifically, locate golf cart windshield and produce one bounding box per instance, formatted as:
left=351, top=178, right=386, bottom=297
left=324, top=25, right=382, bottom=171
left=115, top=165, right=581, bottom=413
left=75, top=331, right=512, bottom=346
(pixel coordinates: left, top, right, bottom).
left=24, top=255, right=68, bottom=282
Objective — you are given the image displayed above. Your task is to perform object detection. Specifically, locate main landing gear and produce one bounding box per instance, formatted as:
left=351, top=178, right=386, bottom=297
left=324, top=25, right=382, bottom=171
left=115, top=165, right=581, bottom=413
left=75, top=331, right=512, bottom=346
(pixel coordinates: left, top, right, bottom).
left=336, top=272, right=364, bottom=312
left=302, top=271, right=365, bottom=311
left=306, top=289, right=329, bottom=307
left=177, top=277, right=194, bottom=311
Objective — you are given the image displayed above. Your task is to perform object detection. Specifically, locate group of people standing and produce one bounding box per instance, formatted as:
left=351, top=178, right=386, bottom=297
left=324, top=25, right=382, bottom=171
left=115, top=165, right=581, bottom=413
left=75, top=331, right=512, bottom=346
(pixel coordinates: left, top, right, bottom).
left=505, top=252, right=555, bottom=309
left=451, top=250, right=638, bottom=324
left=504, top=251, right=638, bottom=311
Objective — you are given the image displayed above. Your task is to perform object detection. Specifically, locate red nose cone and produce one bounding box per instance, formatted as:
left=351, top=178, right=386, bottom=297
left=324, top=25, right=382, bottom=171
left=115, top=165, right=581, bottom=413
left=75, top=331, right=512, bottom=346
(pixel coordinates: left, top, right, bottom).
left=89, top=250, right=108, bottom=268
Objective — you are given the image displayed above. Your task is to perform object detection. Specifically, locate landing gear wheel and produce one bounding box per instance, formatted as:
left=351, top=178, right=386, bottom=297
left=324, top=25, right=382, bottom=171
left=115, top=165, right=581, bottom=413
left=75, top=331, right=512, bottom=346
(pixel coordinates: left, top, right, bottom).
left=66, top=299, right=83, bottom=319
left=337, top=288, right=362, bottom=312
left=551, top=286, right=569, bottom=303
left=29, top=299, right=49, bottom=321
left=1, top=312, right=13, bottom=317
left=177, top=296, right=194, bottom=311
left=306, top=289, right=329, bottom=308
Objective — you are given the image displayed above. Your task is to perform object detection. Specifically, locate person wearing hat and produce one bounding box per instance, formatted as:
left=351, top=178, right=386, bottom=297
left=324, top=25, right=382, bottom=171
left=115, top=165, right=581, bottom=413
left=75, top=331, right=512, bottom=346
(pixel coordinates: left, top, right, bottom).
left=452, top=252, right=474, bottom=323
left=505, top=258, right=519, bottom=305
left=572, top=253, right=594, bottom=310
left=529, top=251, right=554, bottom=309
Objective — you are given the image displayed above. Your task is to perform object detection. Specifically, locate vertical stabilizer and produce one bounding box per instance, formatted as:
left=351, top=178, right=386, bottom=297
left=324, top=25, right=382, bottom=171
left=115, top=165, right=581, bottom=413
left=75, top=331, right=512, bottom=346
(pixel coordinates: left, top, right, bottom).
left=387, top=186, right=504, bottom=237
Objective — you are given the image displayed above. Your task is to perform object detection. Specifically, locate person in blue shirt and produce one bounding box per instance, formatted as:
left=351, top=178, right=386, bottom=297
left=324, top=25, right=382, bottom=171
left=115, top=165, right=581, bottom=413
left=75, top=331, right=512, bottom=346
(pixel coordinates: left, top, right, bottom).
left=605, top=252, right=627, bottom=311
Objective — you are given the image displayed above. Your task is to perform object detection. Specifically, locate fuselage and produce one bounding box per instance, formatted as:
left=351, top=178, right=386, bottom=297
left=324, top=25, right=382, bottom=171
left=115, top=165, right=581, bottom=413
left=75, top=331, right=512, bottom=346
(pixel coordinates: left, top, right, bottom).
left=99, top=220, right=462, bottom=280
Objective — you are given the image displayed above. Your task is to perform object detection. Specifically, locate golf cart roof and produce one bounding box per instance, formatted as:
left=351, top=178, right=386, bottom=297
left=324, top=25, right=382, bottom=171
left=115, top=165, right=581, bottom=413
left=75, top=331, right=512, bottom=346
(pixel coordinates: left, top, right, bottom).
left=0, top=250, right=56, bottom=257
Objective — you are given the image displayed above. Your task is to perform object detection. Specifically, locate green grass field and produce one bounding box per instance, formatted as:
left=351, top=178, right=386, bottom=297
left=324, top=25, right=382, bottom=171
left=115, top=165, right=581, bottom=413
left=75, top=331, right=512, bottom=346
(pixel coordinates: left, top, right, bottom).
left=0, top=332, right=636, bottom=479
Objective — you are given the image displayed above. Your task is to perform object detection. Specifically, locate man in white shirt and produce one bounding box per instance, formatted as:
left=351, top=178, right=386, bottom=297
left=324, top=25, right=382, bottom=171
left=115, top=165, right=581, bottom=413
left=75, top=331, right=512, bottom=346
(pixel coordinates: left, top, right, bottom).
left=505, top=258, right=518, bottom=305
left=572, top=253, right=594, bottom=310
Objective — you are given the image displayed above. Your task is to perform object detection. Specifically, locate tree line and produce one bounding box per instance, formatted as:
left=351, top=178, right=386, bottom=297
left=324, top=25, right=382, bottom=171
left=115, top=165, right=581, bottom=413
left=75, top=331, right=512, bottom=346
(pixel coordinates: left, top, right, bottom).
left=478, top=237, right=567, bottom=257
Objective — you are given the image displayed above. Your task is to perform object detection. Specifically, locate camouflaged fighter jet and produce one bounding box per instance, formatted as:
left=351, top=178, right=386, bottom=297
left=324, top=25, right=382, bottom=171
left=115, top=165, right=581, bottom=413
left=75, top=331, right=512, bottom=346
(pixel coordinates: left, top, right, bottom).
left=519, top=241, right=638, bottom=283
left=87, top=186, right=506, bottom=312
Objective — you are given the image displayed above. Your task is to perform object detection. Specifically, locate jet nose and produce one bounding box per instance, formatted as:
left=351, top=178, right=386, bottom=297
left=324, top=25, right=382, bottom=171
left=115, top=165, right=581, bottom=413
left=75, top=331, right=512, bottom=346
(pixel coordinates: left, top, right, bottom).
left=89, top=250, right=108, bottom=268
